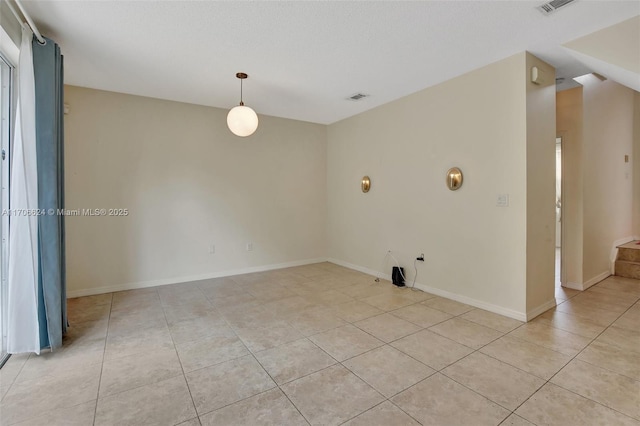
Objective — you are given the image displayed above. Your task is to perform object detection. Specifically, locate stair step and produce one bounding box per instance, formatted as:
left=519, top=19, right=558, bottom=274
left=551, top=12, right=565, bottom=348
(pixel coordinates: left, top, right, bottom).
left=615, top=260, right=640, bottom=280
left=616, top=241, right=640, bottom=262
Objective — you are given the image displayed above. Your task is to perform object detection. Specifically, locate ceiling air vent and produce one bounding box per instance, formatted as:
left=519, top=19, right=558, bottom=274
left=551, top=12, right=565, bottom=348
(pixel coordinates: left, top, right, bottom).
left=538, top=0, right=576, bottom=15
left=347, top=93, right=369, bottom=101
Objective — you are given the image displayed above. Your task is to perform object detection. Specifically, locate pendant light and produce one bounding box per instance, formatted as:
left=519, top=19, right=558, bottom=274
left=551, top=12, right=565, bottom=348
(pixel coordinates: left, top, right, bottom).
left=227, top=72, right=259, bottom=137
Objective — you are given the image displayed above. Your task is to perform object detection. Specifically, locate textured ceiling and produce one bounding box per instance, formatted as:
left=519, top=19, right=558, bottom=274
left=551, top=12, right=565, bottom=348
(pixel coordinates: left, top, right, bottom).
left=22, top=1, right=640, bottom=124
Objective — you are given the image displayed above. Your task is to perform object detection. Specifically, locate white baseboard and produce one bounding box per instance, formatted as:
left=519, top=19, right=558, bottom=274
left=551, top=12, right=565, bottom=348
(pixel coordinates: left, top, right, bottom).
left=563, top=270, right=611, bottom=291
left=526, top=298, right=557, bottom=321
left=67, top=257, right=328, bottom=298
left=328, top=257, right=528, bottom=322
left=562, top=282, right=583, bottom=291
left=327, top=258, right=392, bottom=282
left=582, top=271, right=611, bottom=290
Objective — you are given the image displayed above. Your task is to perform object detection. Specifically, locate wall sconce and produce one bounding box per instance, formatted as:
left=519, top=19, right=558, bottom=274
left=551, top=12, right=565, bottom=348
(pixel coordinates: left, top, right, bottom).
left=446, top=167, right=463, bottom=191
left=361, top=176, right=371, bottom=193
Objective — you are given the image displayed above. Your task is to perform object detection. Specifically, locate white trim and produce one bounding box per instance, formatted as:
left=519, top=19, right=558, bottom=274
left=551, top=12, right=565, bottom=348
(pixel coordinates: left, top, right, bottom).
left=563, top=270, right=611, bottom=291
left=0, top=26, right=18, bottom=66
left=525, top=298, right=557, bottom=321
left=328, top=257, right=528, bottom=322
left=562, top=281, right=583, bottom=291
left=327, top=257, right=389, bottom=281
left=582, top=270, right=611, bottom=290
left=67, top=257, right=328, bottom=298
left=411, top=281, right=528, bottom=322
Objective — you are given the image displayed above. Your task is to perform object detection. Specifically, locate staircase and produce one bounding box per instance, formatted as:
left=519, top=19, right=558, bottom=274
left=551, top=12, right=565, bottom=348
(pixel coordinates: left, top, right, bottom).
left=615, top=241, right=640, bottom=280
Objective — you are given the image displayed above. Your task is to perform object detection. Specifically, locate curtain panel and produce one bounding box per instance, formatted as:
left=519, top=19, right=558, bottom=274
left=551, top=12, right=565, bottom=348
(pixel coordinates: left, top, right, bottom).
left=32, top=35, right=66, bottom=350
left=7, top=27, right=39, bottom=354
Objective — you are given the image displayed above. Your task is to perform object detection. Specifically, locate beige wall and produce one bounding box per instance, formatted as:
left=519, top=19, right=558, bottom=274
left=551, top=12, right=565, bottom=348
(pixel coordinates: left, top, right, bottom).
left=64, top=86, right=327, bottom=296
left=327, top=53, right=550, bottom=319
left=580, top=76, right=635, bottom=281
left=525, top=53, right=556, bottom=314
left=556, top=87, right=584, bottom=285
left=561, top=77, right=636, bottom=288
left=564, top=16, right=640, bottom=75
left=634, top=91, right=640, bottom=237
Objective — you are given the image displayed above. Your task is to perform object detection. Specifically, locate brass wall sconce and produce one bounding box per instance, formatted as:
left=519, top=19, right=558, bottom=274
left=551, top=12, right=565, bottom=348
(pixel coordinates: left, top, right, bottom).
left=446, top=167, right=463, bottom=191
left=361, top=176, right=371, bottom=193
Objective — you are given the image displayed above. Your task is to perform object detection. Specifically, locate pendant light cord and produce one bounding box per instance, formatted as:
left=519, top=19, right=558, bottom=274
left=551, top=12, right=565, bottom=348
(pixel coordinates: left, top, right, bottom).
left=240, top=78, right=244, bottom=106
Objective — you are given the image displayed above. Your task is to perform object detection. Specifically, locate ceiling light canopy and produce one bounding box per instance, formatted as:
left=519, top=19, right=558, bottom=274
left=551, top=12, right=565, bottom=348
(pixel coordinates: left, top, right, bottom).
left=227, top=72, right=258, bottom=137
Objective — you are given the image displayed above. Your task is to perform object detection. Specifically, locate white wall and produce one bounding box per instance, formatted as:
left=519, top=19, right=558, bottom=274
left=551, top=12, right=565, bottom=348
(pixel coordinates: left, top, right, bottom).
left=64, top=86, right=327, bottom=296
left=327, top=53, right=547, bottom=319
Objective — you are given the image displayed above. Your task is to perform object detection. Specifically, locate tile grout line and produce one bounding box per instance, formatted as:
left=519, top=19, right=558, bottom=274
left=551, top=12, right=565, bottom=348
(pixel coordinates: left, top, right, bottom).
left=62, top=268, right=639, bottom=426
left=506, top=292, right=640, bottom=423
left=92, top=295, right=115, bottom=426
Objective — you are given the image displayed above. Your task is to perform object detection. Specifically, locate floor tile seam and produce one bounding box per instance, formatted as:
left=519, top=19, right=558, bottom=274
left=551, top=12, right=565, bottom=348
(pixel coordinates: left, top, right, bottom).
left=341, top=355, right=437, bottom=400
left=531, top=316, right=605, bottom=340
left=476, top=341, right=571, bottom=382
left=110, top=300, right=164, bottom=313
left=549, top=301, right=640, bottom=360
left=455, top=308, right=525, bottom=334
left=97, top=369, right=187, bottom=401
left=1, top=398, right=99, bottom=426
left=509, top=307, right=635, bottom=422
left=420, top=304, right=473, bottom=317
left=93, top=296, right=115, bottom=426
left=429, top=315, right=510, bottom=336
left=386, top=309, right=453, bottom=330
left=392, top=371, right=514, bottom=424
left=540, top=307, right=640, bottom=387
left=438, top=360, right=546, bottom=414
left=499, top=329, right=590, bottom=359
left=246, top=351, right=312, bottom=425
left=569, top=356, right=640, bottom=384
left=12, top=357, right=106, bottom=389
left=554, top=300, right=629, bottom=320
left=0, top=354, right=31, bottom=403
left=293, top=322, right=350, bottom=340
left=348, top=318, right=426, bottom=345
left=158, top=300, right=200, bottom=422
left=251, top=343, right=340, bottom=388
left=423, top=324, right=502, bottom=353
left=571, top=296, right=638, bottom=311
left=497, top=413, right=535, bottom=426
left=500, top=331, right=585, bottom=358
left=336, top=398, right=424, bottom=426
left=538, top=380, right=640, bottom=423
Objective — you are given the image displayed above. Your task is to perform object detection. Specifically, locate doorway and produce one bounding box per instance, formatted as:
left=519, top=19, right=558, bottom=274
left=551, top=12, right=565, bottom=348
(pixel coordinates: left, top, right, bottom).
left=555, top=137, right=562, bottom=288
left=0, top=55, right=12, bottom=366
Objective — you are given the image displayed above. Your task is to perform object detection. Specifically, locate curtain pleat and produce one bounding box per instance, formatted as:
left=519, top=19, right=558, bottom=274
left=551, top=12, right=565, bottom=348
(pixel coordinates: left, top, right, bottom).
left=32, top=35, right=66, bottom=350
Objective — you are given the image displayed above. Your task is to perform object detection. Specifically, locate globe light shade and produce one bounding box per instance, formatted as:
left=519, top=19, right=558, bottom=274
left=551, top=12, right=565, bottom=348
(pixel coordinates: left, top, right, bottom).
left=227, top=105, right=259, bottom=137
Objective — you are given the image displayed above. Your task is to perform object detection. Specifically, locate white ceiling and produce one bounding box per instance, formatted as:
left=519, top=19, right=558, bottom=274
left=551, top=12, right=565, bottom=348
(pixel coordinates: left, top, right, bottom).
left=23, top=1, right=640, bottom=124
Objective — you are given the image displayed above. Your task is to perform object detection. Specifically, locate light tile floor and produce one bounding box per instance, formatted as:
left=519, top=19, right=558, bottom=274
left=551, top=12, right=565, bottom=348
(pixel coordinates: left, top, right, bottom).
left=1, top=262, right=639, bottom=425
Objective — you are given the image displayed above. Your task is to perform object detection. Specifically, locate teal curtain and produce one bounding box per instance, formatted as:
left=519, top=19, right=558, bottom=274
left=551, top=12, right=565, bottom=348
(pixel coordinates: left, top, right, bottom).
left=32, top=35, right=66, bottom=350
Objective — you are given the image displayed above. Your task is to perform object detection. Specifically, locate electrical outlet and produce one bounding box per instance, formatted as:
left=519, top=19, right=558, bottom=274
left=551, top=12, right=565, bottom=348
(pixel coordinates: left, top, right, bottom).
left=246, top=242, right=254, bottom=251
left=209, top=244, right=215, bottom=254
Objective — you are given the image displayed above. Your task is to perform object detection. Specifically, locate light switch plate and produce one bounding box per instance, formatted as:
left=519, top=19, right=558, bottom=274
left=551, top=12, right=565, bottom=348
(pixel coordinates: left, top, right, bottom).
left=497, top=194, right=509, bottom=207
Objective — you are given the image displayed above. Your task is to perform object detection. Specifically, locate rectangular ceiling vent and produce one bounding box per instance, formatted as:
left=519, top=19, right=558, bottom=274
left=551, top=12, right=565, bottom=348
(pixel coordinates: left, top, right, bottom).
left=538, top=0, right=576, bottom=15
left=347, top=93, right=369, bottom=101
